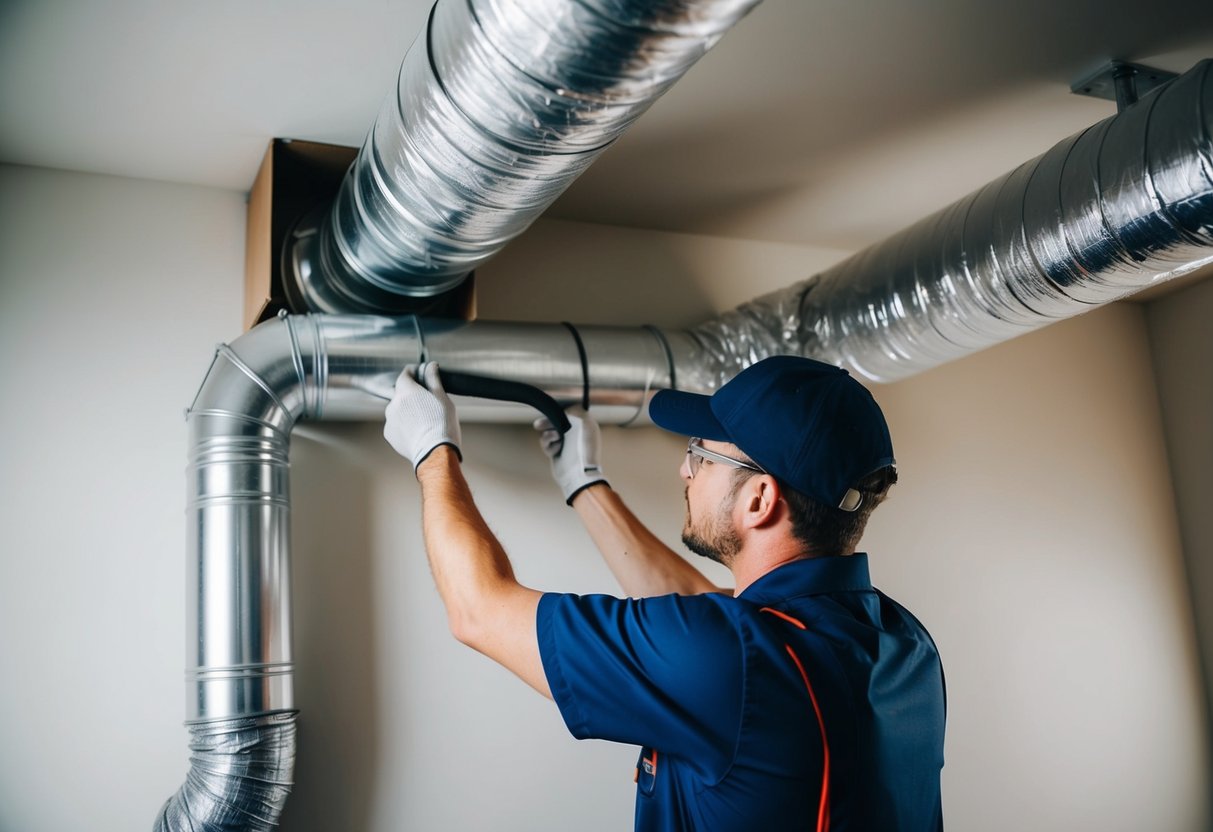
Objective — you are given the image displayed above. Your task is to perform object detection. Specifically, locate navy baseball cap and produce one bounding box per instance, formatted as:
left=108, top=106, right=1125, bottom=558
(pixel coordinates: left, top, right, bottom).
left=648, top=356, right=895, bottom=511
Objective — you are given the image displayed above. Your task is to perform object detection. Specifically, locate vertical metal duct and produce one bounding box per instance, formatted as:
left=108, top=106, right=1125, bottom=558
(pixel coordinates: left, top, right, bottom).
left=155, top=314, right=690, bottom=830
left=686, top=58, right=1213, bottom=387
left=284, top=0, right=761, bottom=315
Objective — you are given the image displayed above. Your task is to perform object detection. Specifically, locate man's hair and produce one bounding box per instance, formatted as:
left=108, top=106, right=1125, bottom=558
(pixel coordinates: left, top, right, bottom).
left=731, top=463, right=898, bottom=557
left=784, top=466, right=898, bottom=557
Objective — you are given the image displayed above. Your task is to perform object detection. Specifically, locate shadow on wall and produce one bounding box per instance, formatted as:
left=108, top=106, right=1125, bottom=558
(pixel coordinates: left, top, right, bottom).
left=478, top=218, right=720, bottom=327
left=278, top=423, right=383, bottom=832
left=478, top=217, right=844, bottom=330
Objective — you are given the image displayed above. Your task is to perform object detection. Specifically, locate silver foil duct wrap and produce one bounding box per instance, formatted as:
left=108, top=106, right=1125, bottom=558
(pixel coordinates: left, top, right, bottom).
left=154, top=713, right=298, bottom=832
left=689, top=59, right=1213, bottom=385
left=287, top=0, right=761, bottom=313
left=676, top=277, right=819, bottom=393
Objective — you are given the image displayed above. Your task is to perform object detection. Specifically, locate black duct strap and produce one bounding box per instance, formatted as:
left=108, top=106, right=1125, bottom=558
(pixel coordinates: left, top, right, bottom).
left=561, top=321, right=591, bottom=409
left=643, top=325, right=677, bottom=391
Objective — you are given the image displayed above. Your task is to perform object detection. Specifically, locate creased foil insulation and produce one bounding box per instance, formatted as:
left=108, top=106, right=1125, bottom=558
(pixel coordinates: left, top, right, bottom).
left=290, top=0, right=761, bottom=313
left=689, top=59, right=1213, bottom=385
left=153, top=714, right=297, bottom=832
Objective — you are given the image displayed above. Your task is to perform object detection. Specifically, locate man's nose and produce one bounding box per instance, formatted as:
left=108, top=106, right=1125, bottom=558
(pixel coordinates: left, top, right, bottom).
left=679, top=453, right=692, bottom=481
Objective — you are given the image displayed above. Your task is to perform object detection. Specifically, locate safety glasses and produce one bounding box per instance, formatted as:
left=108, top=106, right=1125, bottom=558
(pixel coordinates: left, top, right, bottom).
left=685, top=437, right=767, bottom=479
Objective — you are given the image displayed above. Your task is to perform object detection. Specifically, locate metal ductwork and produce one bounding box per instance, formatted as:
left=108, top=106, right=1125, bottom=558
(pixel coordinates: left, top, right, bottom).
left=688, top=58, right=1213, bottom=386
left=285, top=0, right=761, bottom=315
left=154, top=314, right=703, bottom=829
left=156, top=0, right=762, bottom=825
left=156, top=2, right=1213, bottom=822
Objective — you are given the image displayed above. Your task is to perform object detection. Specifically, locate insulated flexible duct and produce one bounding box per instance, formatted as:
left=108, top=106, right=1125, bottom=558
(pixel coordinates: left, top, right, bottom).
left=688, top=58, right=1213, bottom=385
left=155, top=313, right=692, bottom=830
left=285, top=0, right=761, bottom=314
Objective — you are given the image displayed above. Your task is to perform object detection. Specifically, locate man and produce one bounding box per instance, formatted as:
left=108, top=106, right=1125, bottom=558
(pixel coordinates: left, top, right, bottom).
left=384, top=355, right=945, bottom=831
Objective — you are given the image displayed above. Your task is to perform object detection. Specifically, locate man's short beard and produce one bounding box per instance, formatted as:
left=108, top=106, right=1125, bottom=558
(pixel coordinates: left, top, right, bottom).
left=682, top=505, right=742, bottom=567
left=681, top=470, right=749, bottom=567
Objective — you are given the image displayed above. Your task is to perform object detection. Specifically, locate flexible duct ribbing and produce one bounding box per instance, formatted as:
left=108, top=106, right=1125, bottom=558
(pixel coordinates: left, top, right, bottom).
left=689, top=59, right=1213, bottom=386
left=154, top=714, right=298, bottom=832
left=286, top=0, right=761, bottom=314
left=156, top=314, right=684, bottom=829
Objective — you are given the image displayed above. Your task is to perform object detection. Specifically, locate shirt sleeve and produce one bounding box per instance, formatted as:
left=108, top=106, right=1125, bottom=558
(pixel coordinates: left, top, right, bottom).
left=536, top=591, right=744, bottom=780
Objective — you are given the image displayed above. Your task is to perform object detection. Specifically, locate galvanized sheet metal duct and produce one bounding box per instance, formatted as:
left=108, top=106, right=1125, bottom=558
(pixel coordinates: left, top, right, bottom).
left=688, top=58, right=1213, bottom=385
left=181, top=313, right=686, bottom=724
left=286, top=0, right=761, bottom=314
left=155, top=313, right=690, bottom=829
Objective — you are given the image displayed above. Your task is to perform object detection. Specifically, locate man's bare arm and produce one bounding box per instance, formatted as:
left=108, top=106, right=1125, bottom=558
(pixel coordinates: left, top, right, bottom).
left=571, top=483, right=727, bottom=598
left=416, top=446, right=552, bottom=698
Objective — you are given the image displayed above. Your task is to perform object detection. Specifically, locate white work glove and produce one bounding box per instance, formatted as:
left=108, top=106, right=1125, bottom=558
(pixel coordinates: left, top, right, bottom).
left=534, top=406, right=608, bottom=505
left=384, top=362, right=462, bottom=473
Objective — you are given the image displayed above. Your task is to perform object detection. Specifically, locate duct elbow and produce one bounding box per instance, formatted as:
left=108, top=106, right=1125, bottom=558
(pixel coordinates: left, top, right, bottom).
left=187, top=315, right=319, bottom=433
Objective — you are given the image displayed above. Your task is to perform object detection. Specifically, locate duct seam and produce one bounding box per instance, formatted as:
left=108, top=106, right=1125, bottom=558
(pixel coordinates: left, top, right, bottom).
left=216, top=344, right=289, bottom=416
left=283, top=311, right=311, bottom=418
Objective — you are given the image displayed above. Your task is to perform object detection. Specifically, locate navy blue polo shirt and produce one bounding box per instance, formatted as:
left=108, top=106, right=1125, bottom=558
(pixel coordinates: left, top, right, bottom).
left=536, top=554, right=945, bottom=831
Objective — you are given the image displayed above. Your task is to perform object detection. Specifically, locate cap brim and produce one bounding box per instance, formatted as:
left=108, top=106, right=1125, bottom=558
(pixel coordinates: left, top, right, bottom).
left=647, top=389, right=731, bottom=441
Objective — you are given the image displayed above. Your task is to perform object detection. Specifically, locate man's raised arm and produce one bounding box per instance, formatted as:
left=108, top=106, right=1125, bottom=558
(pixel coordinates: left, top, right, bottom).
left=385, top=363, right=550, bottom=698
left=536, top=408, right=726, bottom=598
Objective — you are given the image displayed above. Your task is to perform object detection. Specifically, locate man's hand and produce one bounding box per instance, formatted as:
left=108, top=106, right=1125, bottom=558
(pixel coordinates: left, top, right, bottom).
left=535, top=406, right=608, bottom=505
left=385, top=362, right=462, bottom=473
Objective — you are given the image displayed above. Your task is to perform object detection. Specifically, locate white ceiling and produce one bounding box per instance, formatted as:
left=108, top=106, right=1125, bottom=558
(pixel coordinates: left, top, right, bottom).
left=2, top=0, right=1213, bottom=254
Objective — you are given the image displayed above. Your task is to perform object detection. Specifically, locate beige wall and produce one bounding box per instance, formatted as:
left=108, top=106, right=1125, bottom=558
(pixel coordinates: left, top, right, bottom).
left=0, top=164, right=1207, bottom=831
left=0, top=165, right=247, bottom=830
left=1146, top=276, right=1213, bottom=802
left=872, top=303, right=1209, bottom=829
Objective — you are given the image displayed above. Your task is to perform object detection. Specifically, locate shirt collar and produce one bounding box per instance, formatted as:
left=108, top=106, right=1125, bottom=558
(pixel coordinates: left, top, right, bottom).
left=737, top=553, right=873, bottom=605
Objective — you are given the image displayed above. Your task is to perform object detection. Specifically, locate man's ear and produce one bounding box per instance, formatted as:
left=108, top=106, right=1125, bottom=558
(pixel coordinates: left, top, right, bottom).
left=739, top=475, right=783, bottom=530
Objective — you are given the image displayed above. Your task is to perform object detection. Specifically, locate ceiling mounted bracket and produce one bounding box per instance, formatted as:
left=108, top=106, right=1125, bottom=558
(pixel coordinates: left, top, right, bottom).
left=1070, top=60, right=1179, bottom=112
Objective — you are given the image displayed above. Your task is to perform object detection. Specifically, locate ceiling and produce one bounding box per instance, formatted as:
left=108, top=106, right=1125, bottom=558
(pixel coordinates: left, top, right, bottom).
left=2, top=0, right=1213, bottom=257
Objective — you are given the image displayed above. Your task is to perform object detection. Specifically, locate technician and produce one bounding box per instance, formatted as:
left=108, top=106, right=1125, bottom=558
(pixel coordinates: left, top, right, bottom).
left=383, top=355, right=946, bottom=831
